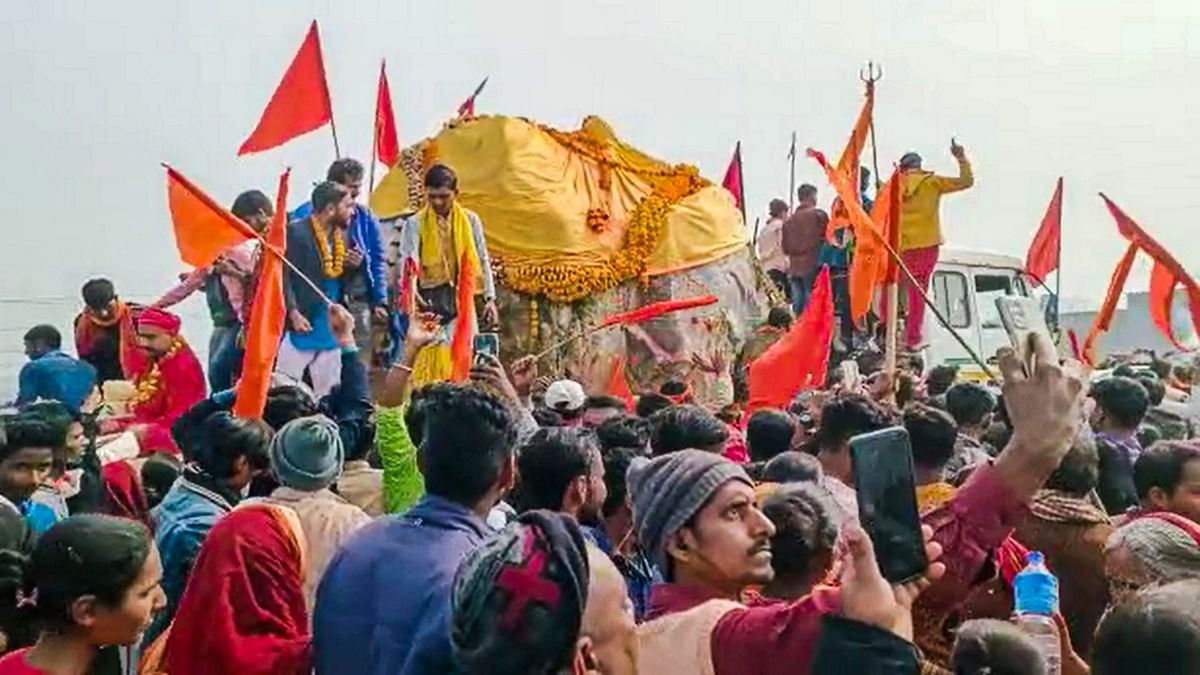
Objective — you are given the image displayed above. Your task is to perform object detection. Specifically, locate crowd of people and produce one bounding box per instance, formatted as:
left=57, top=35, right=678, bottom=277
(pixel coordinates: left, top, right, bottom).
left=1, top=148, right=1199, bottom=675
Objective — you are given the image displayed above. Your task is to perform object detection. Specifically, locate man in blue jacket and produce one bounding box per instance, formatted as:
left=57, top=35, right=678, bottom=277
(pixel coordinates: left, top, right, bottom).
left=16, top=325, right=96, bottom=412
left=314, top=383, right=518, bottom=674
left=292, top=158, right=390, bottom=365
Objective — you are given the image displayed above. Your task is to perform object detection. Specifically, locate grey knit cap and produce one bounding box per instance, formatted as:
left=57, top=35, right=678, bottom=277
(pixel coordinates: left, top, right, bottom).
left=270, top=414, right=344, bottom=492
left=628, top=449, right=753, bottom=571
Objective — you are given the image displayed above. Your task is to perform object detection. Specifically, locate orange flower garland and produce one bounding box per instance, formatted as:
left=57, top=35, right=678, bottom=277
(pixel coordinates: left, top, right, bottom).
left=130, top=337, right=184, bottom=409
left=310, top=217, right=346, bottom=278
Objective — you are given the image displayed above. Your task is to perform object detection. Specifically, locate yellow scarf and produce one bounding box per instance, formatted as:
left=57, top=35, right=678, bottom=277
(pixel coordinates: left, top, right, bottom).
left=915, top=482, right=958, bottom=515
left=417, top=202, right=481, bottom=290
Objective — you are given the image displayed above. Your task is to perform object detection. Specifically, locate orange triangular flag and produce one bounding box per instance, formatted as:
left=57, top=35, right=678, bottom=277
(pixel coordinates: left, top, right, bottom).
left=233, top=169, right=290, bottom=418
left=1081, top=243, right=1139, bottom=366
left=606, top=356, right=635, bottom=411
left=449, top=251, right=477, bottom=382
left=165, top=166, right=259, bottom=268
left=748, top=268, right=834, bottom=411
left=238, top=21, right=334, bottom=155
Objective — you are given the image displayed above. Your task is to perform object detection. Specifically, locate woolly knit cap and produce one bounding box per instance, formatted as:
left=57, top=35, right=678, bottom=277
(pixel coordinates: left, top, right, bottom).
left=627, top=449, right=752, bottom=572
left=270, top=415, right=343, bottom=492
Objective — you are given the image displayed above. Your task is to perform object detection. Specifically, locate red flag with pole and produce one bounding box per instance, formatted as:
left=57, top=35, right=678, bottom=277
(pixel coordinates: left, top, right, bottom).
left=374, top=60, right=400, bottom=168
left=747, top=268, right=835, bottom=411
left=1025, top=178, right=1063, bottom=284
left=721, top=142, right=745, bottom=213
left=238, top=21, right=334, bottom=156
left=233, top=169, right=290, bottom=419
left=457, top=77, right=489, bottom=119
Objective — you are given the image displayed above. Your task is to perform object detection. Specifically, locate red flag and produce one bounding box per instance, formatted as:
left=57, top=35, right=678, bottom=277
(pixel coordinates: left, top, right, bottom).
left=721, top=142, right=744, bottom=212
left=233, top=169, right=290, bottom=419
left=238, top=21, right=334, bottom=156
left=1025, top=178, right=1063, bottom=284
left=748, top=268, right=834, bottom=411
left=606, top=356, right=635, bottom=412
left=1066, top=329, right=1083, bottom=362
left=1081, top=243, right=1139, bottom=366
left=164, top=166, right=259, bottom=268
left=1149, top=261, right=1183, bottom=349
left=598, top=295, right=719, bottom=328
left=449, top=251, right=477, bottom=382
left=457, top=77, right=489, bottom=119
left=374, top=60, right=400, bottom=168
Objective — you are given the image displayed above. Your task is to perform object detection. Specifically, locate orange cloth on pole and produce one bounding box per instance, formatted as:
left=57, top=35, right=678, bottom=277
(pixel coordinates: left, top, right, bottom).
left=606, top=356, right=635, bottom=411
left=1025, top=178, right=1063, bottom=284
left=1149, top=261, right=1184, bottom=350
left=449, top=250, right=477, bottom=382
left=374, top=60, right=400, bottom=168
left=747, top=267, right=834, bottom=411
left=234, top=169, right=290, bottom=419
left=238, top=21, right=333, bottom=156
left=1082, top=243, right=1138, bottom=365
left=824, top=82, right=874, bottom=241
left=165, top=167, right=258, bottom=268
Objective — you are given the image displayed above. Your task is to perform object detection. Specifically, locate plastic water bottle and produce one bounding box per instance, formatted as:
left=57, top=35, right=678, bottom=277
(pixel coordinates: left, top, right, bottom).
left=1012, top=551, right=1061, bottom=675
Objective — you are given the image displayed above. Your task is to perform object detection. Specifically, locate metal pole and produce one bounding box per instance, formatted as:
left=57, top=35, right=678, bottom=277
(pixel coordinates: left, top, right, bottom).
left=788, top=131, right=797, bottom=212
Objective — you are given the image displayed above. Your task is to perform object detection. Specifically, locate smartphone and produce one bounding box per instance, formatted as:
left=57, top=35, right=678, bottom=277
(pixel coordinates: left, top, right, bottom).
left=995, top=296, right=1052, bottom=368
left=473, top=333, right=500, bottom=362
left=841, top=360, right=861, bottom=389
left=849, top=427, right=928, bottom=583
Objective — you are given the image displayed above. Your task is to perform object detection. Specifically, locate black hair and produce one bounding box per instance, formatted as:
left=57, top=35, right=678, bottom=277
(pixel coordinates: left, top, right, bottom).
left=230, top=190, right=272, bottom=219
left=194, top=412, right=273, bottom=479
left=1091, top=376, right=1151, bottom=429
left=424, top=163, right=458, bottom=191
left=766, top=307, right=793, bottom=330
left=768, top=199, right=789, bottom=217
left=18, top=401, right=76, bottom=446
left=263, top=385, right=319, bottom=432
left=925, top=365, right=960, bottom=397
left=1, top=414, right=62, bottom=461
left=1149, top=359, right=1173, bottom=381
left=1134, top=441, right=1200, bottom=500
left=1093, top=579, right=1200, bottom=675
left=762, top=452, right=823, bottom=484
left=812, top=394, right=892, bottom=455
left=797, top=184, right=818, bottom=201
left=420, top=384, right=517, bottom=506
left=746, top=410, right=796, bottom=463
left=515, top=428, right=600, bottom=513
left=326, top=158, right=365, bottom=184
left=635, top=393, right=673, bottom=419
left=649, top=405, right=729, bottom=456
left=23, top=325, right=61, bottom=350
left=601, top=446, right=645, bottom=518
left=81, top=278, right=116, bottom=309
left=904, top=403, right=958, bottom=471
left=659, top=380, right=689, bottom=397
left=760, top=483, right=839, bottom=580
left=1136, top=373, right=1167, bottom=407
left=1045, top=430, right=1100, bottom=495
left=595, top=414, right=649, bottom=452
left=141, top=453, right=183, bottom=510
left=345, top=417, right=378, bottom=463
left=1111, top=364, right=1138, bottom=379
left=951, top=619, right=1047, bottom=675
left=23, top=515, right=152, bottom=630
left=1139, top=424, right=1164, bottom=450
left=531, top=407, right=564, bottom=428
left=311, top=181, right=349, bottom=214
left=404, top=385, right=441, bottom=447
left=944, top=382, right=996, bottom=428
left=585, top=395, right=626, bottom=412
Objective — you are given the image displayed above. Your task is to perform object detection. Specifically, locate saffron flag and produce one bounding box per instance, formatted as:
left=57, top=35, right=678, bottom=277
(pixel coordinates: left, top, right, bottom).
left=721, top=142, right=744, bottom=212
left=825, top=81, right=875, bottom=240
left=748, top=267, right=834, bottom=411
left=233, top=169, right=290, bottom=419
left=599, top=295, right=719, bottom=328
left=457, top=77, right=489, bottom=119
left=238, top=21, right=333, bottom=156
left=449, top=250, right=479, bottom=382
left=374, top=60, right=400, bottom=168
left=1101, top=194, right=1200, bottom=350
left=1025, top=178, right=1063, bottom=284
left=165, top=166, right=259, bottom=268
left=1081, top=243, right=1139, bottom=366
left=606, top=356, right=635, bottom=411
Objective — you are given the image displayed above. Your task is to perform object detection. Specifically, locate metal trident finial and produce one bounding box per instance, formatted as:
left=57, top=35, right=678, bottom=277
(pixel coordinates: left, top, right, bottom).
left=860, top=61, right=883, bottom=84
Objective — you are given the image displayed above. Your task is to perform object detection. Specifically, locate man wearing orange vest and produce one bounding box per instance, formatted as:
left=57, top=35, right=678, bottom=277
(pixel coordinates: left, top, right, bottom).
left=895, top=140, right=974, bottom=349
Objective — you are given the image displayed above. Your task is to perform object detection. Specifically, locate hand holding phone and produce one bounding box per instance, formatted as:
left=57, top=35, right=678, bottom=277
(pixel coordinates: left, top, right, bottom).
left=849, top=427, right=928, bottom=584
left=473, top=333, right=500, bottom=364
left=995, top=296, right=1053, bottom=375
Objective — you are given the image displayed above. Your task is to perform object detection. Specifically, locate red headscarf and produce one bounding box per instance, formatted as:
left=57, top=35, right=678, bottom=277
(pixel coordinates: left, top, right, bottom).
left=142, top=505, right=311, bottom=675
left=101, top=461, right=150, bottom=530
left=135, top=307, right=182, bottom=335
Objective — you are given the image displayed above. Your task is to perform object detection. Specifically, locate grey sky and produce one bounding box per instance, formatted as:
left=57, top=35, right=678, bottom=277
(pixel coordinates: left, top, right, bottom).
left=2, top=0, right=1197, bottom=309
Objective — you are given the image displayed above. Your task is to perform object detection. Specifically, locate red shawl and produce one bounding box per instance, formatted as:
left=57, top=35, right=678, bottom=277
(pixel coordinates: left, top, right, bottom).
left=123, top=339, right=206, bottom=455
left=75, top=301, right=145, bottom=377
left=101, top=461, right=150, bottom=529
left=149, top=505, right=311, bottom=675
left=1126, top=510, right=1200, bottom=547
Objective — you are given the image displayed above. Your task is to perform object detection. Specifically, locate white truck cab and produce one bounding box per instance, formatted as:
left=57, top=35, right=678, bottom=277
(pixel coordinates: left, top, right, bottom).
left=922, top=248, right=1032, bottom=381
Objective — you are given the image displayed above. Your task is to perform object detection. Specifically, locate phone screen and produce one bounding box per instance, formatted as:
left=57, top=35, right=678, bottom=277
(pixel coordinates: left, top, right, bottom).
left=995, top=296, right=1052, bottom=368
left=849, top=427, right=928, bottom=583
left=473, top=333, right=499, bottom=361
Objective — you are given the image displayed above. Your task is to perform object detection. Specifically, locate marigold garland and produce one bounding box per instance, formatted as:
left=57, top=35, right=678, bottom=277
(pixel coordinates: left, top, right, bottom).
left=130, top=337, right=184, bottom=409
left=310, top=217, right=346, bottom=278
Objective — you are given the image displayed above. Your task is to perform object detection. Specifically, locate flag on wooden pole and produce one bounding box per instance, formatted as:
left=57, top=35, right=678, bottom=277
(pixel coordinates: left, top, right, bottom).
left=457, top=77, right=489, bottom=119
left=238, top=20, right=334, bottom=155
left=1025, top=178, right=1063, bottom=284
left=374, top=59, right=400, bottom=168
left=164, top=166, right=259, bottom=268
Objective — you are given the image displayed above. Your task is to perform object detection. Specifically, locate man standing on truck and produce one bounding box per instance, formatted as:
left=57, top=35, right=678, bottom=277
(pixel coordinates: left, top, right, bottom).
left=895, top=139, right=974, bottom=349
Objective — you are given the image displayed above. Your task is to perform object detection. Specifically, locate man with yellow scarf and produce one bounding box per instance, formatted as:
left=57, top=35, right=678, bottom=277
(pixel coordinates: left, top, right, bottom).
left=394, top=164, right=497, bottom=386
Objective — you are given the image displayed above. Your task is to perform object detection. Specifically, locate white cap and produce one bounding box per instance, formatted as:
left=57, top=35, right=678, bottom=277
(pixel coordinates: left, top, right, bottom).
left=544, top=379, right=586, bottom=412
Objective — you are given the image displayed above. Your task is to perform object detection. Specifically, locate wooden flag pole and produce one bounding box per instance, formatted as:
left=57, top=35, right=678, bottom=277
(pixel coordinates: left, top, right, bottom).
left=858, top=61, right=899, bottom=377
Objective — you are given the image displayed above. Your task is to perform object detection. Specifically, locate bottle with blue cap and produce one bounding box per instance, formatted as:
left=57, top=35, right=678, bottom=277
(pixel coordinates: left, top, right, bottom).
left=1012, top=550, right=1061, bottom=675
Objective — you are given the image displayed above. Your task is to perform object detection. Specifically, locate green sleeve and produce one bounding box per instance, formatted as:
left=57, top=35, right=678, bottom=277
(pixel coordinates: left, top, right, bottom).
left=377, top=404, right=425, bottom=514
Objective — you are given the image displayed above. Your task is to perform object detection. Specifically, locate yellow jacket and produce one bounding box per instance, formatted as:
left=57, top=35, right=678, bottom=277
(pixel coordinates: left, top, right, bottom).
left=898, top=157, right=974, bottom=251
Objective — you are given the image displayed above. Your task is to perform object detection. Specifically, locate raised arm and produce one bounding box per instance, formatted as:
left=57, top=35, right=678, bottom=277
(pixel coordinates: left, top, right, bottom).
left=934, top=141, right=974, bottom=194
left=153, top=268, right=209, bottom=309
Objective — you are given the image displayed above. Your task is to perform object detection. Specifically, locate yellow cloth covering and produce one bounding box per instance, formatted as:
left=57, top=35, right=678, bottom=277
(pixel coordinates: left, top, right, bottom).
left=416, top=203, right=481, bottom=289
left=372, top=116, right=747, bottom=283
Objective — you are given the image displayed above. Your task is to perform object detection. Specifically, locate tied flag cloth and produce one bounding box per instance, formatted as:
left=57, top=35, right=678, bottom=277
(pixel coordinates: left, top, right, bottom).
left=747, top=267, right=835, bottom=411
left=234, top=169, right=291, bottom=419
left=721, top=142, right=744, bottom=212
left=1025, top=177, right=1063, bottom=284
left=164, top=166, right=259, bottom=268
left=374, top=60, right=400, bottom=168
left=825, top=80, right=875, bottom=242
left=606, top=355, right=635, bottom=412
left=457, top=77, right=489, bottom=119
left=238, top=20, right=333, bottom=156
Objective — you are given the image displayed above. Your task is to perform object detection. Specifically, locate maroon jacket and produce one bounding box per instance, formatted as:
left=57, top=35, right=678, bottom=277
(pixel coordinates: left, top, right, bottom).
left=781, top=207, right=829, bottom=277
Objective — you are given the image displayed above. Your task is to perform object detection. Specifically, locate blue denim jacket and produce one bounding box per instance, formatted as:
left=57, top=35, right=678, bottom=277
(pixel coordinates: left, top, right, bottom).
left=16, top=351, right=96, bottom=411
left=291, top=201, right=388, bottom=306
left=313, top=494, right=493, bottom=675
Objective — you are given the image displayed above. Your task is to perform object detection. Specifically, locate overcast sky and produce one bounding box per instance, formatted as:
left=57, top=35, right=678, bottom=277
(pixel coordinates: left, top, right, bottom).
left=3, top=0, right=1198, bottom=307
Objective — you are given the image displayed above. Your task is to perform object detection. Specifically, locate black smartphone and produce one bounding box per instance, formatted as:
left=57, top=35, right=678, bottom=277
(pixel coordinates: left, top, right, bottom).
left=473, top=332, right=499, bottom=363
left=849, top=427, right=928, bottom=583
